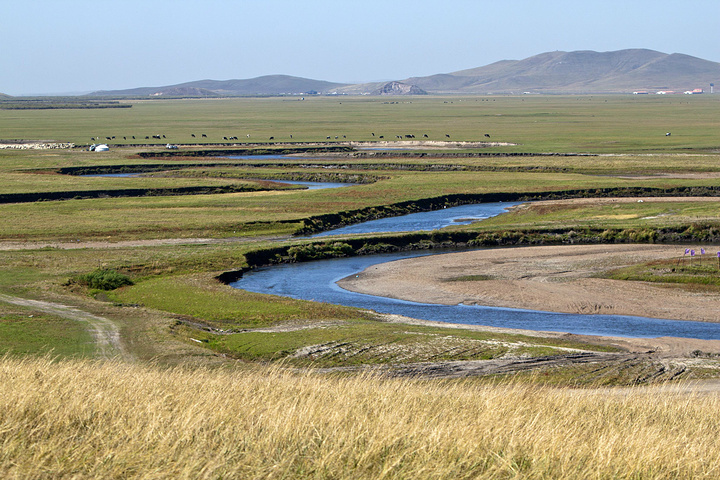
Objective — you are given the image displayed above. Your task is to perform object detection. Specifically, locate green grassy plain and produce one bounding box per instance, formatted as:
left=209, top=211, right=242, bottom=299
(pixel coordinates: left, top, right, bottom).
left=0, top=303, right=96, bottom=357
left=2, top=95, right=719, bottom=152
left=1, top=95, right=719, bottom=370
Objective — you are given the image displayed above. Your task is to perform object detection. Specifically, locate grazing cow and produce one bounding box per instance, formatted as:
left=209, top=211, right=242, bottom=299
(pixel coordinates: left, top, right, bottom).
left=445, top=134, right=450, bottom=138
left=145, top=136, right=150, bottom=139
left=269, top=136, right=274, bottom=140
left=123, top=137, right=126, bottom=140
left=202, top=134, right=207, bottom=138
left=666, top=132, right=671, bottom=136
left=191, top=134, right=196, bottom=137
left=379, top=135, right=384, bottom=139
left=484, top=134, right=490, bottom=138
left=132, top=136, right=135, bottom=139
left=371, top=132, right=375, bottom=136
left=290, top=134, right=293, bottom=139
left=112, top=136, right=115, bottom=139
left=246, top=134, right=250, bottom=138
left=162, top=135, right=166, bottom=139
left=91, top=137, right=95, bottom=141
left=423, top=134, right=428, bottom=138
left=335, top=136, right=338, bottom=139
left=327, top=136, right=331, bottom=140
left=105, top=137, right=111, bottom=140
left=223, top=137, right=228, bottom=140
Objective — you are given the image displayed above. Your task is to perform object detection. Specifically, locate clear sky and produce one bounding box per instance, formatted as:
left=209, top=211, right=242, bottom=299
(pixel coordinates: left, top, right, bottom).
left=2, top=0, right=718, bottom=95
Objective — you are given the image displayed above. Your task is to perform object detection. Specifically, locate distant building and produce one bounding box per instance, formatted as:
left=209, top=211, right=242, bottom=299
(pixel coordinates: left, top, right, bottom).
left=632, top=91, right=649, bottom=94
left=684, top=88, right=704, bottom=94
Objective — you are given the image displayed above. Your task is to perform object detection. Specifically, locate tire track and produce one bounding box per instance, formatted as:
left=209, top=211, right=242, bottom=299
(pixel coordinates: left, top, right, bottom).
left=0, top=293, right=131, bottom=360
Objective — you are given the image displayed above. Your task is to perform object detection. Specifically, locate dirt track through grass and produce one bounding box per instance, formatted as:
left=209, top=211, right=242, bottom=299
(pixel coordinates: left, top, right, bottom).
left=0, top=293, right=130, bottom=360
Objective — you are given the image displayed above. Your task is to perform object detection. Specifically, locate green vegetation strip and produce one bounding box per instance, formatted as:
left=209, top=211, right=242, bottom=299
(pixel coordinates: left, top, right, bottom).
left=0, top=304, right=96, bottom=357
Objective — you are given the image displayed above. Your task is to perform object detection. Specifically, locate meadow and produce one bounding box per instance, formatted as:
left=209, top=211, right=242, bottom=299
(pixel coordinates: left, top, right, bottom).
left=2, top=94, right=719, bottom=151
left=3, top=356, right=720, bottom=479
left=1, top=95, right=720, bottom=477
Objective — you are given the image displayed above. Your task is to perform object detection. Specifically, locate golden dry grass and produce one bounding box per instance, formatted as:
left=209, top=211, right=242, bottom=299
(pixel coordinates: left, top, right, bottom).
left=2, top=356, right=720, bottom=479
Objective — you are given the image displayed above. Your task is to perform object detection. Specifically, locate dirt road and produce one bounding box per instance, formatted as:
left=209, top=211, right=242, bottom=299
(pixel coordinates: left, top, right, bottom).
left=0, top=293, right=131, bottom=360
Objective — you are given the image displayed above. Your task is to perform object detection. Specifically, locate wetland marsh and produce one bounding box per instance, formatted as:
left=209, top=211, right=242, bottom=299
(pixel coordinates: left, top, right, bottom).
left=3, top=93, right=720, bottom=479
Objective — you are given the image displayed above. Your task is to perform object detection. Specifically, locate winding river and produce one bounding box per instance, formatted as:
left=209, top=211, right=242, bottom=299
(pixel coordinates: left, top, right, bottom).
left=231, top=203, right=720, bottom=340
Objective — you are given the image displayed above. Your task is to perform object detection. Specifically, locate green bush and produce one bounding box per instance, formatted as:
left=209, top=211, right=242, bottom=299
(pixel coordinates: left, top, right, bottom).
left=287, top=242, right=354, bottom=262
left=74, top=269, right=134, bottom=290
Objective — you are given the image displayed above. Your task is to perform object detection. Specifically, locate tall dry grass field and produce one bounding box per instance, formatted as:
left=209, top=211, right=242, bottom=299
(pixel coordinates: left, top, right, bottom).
left=2, top=356, right=719, bottom=479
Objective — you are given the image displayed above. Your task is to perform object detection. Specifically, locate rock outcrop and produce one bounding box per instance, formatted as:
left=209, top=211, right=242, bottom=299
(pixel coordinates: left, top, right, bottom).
left=371, top=81, right=427, bottom=95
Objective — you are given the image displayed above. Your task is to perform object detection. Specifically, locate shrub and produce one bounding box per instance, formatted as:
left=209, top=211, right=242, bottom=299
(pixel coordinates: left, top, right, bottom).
left=74, top=269, right=133, bottom=290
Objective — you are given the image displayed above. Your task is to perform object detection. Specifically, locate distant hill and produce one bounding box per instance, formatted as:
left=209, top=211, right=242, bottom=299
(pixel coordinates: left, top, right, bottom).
left=0, top=93, right=12, bottom=99
left=91, top=75, right=348, bottom=97
left=403, top=49, right=720, bottom=94
left=87, top=49, right=720, bottom=97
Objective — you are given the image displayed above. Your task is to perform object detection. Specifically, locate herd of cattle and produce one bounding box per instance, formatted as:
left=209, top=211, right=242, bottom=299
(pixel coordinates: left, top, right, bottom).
left=89, top=132, right=493, bottom=143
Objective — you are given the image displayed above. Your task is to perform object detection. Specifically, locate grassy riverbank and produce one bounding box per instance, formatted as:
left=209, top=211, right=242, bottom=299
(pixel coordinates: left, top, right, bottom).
left=2, top=95, right=720, bottom=367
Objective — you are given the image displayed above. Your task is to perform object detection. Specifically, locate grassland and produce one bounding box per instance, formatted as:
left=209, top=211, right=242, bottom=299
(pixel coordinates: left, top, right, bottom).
left=1, top=95, right=720, bottom=477
left=2, top=95, right=719, bottom=152
left=3, top=356, right=720, bottom=479
left=1, top=95, right=719, bottom=358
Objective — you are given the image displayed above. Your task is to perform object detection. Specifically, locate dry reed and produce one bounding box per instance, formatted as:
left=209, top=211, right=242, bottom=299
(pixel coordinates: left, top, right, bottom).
left=1, top=356, right=718, bottom=479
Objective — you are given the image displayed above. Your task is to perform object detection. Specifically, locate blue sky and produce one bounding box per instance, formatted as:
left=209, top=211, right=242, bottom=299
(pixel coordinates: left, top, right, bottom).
left=2, top=0, right=718, bottom=95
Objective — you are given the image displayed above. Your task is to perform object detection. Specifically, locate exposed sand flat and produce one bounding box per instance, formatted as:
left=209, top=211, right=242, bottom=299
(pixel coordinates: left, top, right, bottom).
left=339, top=243, right=720, bottom=355
left=339, top=244, right=720, bottom=324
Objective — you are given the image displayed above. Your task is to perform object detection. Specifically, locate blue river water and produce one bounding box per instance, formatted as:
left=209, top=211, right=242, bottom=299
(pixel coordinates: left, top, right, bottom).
left=263, top=179, right=357, bottom=190
left=231, top=201, right=720, bottom=340
left=231, top=251, right=720, bottom=340
left=312, top=202, right=519, bottom=237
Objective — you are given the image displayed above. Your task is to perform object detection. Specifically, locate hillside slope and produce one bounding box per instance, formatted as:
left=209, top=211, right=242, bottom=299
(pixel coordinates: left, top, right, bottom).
left=92, top=75, right=348, bottom=97
left=406, top=49, right=720, bottom=93
left=88, top=49, right=720, bottom=96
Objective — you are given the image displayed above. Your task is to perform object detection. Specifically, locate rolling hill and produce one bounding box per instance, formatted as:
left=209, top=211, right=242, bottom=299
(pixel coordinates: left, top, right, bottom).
left=91, top=75, right=348, bottom=97
left=89, top=49, right=720, bottom=97
left=404, top=49, right=720, bottom=94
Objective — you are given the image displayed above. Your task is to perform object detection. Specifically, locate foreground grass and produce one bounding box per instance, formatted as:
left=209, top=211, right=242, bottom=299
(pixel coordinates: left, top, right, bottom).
left=2, top=356, right=720, bottom=479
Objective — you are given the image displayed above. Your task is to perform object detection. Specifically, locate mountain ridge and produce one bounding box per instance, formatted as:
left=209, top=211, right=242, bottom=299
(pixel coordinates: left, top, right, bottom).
left=88, top=49, right=720, bottom=96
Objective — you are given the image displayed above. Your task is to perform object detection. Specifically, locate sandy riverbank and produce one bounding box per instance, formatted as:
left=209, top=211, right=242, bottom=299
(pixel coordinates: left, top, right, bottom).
left=339, top=244, right=720, bottom=355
